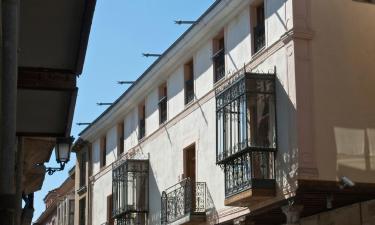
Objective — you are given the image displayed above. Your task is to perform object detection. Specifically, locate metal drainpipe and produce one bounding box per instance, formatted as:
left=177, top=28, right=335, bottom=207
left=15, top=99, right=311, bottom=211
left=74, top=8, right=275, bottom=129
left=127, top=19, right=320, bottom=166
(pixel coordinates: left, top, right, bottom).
left=0, top=0, right=19, bottom=224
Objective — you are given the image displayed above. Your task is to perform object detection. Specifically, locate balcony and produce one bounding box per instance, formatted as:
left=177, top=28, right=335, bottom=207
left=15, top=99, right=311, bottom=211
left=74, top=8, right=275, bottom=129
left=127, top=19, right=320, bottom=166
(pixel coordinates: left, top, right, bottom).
left=215, top=70, right=277, bottom=206
left=112, top=159, right=149, bottom=225
left=161, top=178, right=208, bottom=225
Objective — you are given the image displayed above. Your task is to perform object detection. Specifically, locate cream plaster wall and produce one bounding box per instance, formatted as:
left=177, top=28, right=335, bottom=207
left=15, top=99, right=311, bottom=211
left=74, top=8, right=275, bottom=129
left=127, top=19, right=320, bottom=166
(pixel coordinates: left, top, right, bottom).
left=87, top=1, right=300, bottom=224
left=265, top=0, right=290, bottom=46
left=167, top=66, right=185, bottom=119
left=146, top=88, right=160, bottom=136
left=90, top=49, right=296, bottom=225
left=92, top=139, right=101, bottom=175
left=310, top=0, right=375, bottom=183
left=92, top=172, right=112, bottom=225
left=194, top=40, right=214, bottom=100
left=124, top=108, right=138, bottom=152
left=74, top=146, right=90, bottom=225
left=226, top=8, right=252, bottom=74
left=106, top=125, right=118, bottom=165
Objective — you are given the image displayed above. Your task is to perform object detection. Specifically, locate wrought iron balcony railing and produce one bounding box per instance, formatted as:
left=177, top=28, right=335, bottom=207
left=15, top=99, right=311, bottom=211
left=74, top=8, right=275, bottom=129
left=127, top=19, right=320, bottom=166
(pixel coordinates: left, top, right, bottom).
left=253, top=24, right=265, bottom=53
left=215, top=69, right=277, bottom=204
left=161, top=178, right=208, bottom=224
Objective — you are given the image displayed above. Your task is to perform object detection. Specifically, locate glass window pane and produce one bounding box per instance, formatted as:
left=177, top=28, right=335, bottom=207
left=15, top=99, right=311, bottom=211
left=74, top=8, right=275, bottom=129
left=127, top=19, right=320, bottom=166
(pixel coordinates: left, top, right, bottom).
left=251, top=151, right=274, bottom=179
left=247, top=93, right=276, bottom=148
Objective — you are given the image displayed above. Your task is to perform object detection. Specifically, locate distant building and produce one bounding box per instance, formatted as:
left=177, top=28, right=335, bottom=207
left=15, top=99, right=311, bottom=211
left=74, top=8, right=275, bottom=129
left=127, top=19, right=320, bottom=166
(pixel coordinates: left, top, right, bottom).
left=34, top=169, right=75, bottom=225
left=73, top=0, right=375, bottom=225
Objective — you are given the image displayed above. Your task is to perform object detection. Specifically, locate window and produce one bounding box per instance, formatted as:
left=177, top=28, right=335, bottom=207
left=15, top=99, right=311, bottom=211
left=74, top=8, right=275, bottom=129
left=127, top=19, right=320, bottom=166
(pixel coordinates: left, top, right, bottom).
left=117, top=122, right=124, bottom=156
left=57, top=205, right=61, bottom=225
left=252, top=2, right=265, bottom=54
left=216, top=70, right=276, bottom=198
left=79, top=151, right=86, bottom=187
left=112, top=160, right=149, bottom=225
left=69, top=199, right=74, bottom=225
left=213, top=32, right=225, bottom=83
left=158, top=83, right=167, bottom=124
left=79, top=198, right=86, bottom=225
left=184, top=60, right=195, bottom=104
left=107, top=194, right=114, bottom=225
left=100, top=136, right=107, bottom=168
left=138, top=102, right=146, bottom=140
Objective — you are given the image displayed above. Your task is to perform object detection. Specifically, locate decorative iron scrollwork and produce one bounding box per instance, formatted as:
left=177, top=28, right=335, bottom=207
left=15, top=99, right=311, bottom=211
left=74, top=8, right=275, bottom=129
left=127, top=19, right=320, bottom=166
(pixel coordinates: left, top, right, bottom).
left=161, top=178, right=208, bottom=224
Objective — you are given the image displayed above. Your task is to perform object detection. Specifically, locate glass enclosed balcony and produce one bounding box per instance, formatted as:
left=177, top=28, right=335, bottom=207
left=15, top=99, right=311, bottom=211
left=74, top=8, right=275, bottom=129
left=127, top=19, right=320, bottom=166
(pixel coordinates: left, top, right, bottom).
left=112, top=159, right=149, bottom=225
left=215, top=70, right=277, bottom=205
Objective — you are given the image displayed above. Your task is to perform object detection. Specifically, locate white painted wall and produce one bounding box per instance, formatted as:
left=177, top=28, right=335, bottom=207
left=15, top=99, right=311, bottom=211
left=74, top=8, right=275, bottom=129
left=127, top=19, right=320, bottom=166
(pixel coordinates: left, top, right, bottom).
left=265, top=0, right=290, bottom=47
left=146, top=88, right=159, bottom=136
left=194, top=41, right=213, bottom=99
left=167, top=67, right=184, bottom=119
left=106, top=125, right=118, bottom=164
left=226, top=8, right=251, bottom=73
left=91, top=172, right=112, bottom=225
left=309, top=0, right=375, bottom=182
left=86, top=1, right=301, bottom=224
left=92, top=139, right=100, bottom=175
left=124, top=108, right=138, bottom=151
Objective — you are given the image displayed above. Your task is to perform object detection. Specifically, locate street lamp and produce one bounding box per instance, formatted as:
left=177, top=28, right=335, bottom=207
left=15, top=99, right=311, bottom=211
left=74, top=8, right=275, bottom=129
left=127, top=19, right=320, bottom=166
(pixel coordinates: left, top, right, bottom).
left=44, top=136, right=74, bottom=175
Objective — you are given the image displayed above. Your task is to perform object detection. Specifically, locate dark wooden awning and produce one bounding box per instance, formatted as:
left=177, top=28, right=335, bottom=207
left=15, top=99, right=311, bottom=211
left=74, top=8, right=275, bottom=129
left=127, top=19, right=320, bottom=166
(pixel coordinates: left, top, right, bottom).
left=225, top=179, right=375, bottom=225
left=17, top=68, right=77, bottom=137
left=17, top=0, right=95, bottom=137
left=16, top=0, right=96, bottom=193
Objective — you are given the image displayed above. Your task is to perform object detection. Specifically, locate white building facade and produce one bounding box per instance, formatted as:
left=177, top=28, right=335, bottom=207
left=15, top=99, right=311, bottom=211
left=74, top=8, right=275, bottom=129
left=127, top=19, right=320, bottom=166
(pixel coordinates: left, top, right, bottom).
left=73, top=0, right=375, bottom=225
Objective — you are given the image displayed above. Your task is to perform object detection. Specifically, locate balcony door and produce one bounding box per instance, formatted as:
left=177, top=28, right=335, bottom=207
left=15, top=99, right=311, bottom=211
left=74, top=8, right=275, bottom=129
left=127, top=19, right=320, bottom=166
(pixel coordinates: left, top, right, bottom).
left=184, top=144, right=196, bottom=183
left=184, top=144, right=196, bottom=212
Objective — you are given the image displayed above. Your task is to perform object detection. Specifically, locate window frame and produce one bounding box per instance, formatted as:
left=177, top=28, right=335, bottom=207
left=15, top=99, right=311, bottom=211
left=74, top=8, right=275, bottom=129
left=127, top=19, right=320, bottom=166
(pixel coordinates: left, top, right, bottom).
left=251, top=1, right=266, bottom=54
left=68, top=199, right=75, bottom=225
left=158, top=83, right=168, bottom=125
left=117, top=122, right=125, bottom=156
left=184, top=60, right=195, bottom=105
left=79, top=151, right=87, bottom=188
left=138, top=102, right=146, bottom=140
left=213, top=32, right=226, bottom=83
left=79, top=198, right=86, bottom=225
left=100, top=136, right=107, bottom=168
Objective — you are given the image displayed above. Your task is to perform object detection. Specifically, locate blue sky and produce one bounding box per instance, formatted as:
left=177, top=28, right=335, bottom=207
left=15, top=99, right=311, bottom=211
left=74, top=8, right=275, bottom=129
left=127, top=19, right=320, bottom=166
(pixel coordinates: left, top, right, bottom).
left=33, top=0, right=214, bottom=221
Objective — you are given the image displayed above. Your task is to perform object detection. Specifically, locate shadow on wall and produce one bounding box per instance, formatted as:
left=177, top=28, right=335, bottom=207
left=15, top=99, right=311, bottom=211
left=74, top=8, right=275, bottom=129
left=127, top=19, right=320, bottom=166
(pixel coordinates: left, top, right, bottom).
left=148, top=164, right=219, bottom=225
left=274, top=77, right=298, bottom=197
left=334, top=127, right=375, bottom=182
left=148, top=164, right=162, bottom=225
left=265, top=0, right=289, bottom=30
left=206, top=187, right=219, bottom=225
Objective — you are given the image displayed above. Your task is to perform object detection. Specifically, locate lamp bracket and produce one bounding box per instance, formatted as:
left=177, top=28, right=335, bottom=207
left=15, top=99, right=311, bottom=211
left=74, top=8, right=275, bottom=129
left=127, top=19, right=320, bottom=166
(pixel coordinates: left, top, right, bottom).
left=36, top=162, right=66, bottom=175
